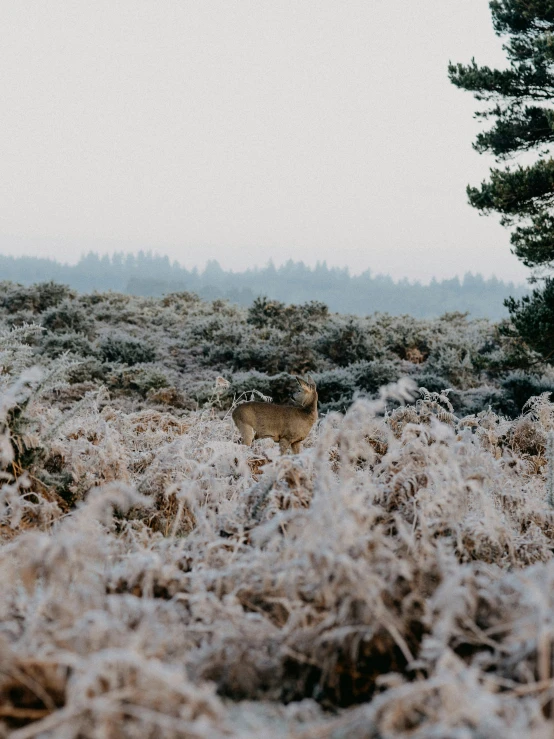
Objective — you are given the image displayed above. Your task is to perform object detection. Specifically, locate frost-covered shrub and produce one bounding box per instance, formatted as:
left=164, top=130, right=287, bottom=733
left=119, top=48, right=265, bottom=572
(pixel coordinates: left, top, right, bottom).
left=1, top=281, right=552, bottom=424
left=107, top=364, right=170, bottom=397
left=421, top=314, right=503, bottom=389
left=501, top=371, right=554, bottom=414
left=411, top=371, right=452, bottom=394
left=66, top=357, right=107, bottom=384
left=147, top=386, right=194, bottom=410
left=209, top=339, right=281, bottom=374
left=0, top=326, right=77, bottom=495
left=41, top=300, right=95, bottom=337
left=317, top=319, right=377, bottom=366
left=160, top=290, right=201, bottom=308
left=425, top=344, right=478, bottom=388
left=190, top=316, right=227, bottom=343
left=352, top=359, right=401, bottom=393
left=310, top=367, right=358, bottom=412
left=384, top=315, right=432, bottom=362
left=231, top=337, right=317, bottom=374
left=309, top=361, right=402, bottom=413
left=219, top=371, right=294, bottom=406
left=247, top=296, right=329, bottom=333
left=40, top=332, right=98, bottom=359
left=82, top=292, right=155, bottom=327
left=203, top=326, right=319, bottom=374
left=99, top=336, right=156, bottom=365
left=450, top=385, right=514, bottom=417
left=0, top=280, right=74, bottom=314
left=246, top=296, right=289, bottom=328
left=4, top=322, right=554, bottom=737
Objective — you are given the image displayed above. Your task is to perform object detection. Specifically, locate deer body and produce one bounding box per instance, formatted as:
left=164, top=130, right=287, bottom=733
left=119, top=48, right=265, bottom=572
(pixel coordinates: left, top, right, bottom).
left=232, top=376, right=317, bottom=454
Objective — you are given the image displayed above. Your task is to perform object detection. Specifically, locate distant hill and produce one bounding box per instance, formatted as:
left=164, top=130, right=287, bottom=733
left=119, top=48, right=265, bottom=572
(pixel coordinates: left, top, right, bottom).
left=0, top=251, right=528, bottom=319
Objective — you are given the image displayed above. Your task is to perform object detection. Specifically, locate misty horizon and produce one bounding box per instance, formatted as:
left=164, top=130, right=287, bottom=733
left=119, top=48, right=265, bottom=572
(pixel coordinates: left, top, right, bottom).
left=0, top=247, right=529, bottom=288
left=0, top=250, right=529, bottom=320
left=0, top=1, right=531, bottom=284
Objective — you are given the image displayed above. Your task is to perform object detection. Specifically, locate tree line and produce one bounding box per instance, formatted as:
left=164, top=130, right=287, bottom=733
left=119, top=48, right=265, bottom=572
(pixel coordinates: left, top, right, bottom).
left=0, top=252, right=526, bottom=319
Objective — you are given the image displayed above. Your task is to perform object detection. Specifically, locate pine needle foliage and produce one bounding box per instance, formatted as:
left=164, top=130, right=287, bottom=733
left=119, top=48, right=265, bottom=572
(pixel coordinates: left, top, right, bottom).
left=449, top=0, right=554, bottom=359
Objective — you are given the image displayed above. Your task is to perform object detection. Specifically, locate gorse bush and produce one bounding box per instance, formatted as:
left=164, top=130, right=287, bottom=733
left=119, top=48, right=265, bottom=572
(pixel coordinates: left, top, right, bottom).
left=41, top=300, right=95, bottom=337
left=41, top=332, right=99, bottom=359
left=0, top=280, right=75, bottom=314
left=99, top=336, right=157, bottom=365
left=107, top=365, right=170, bottom=397
left=317, top=319, right=377, bottom=366
left=247, top=296, right=329, bottom=333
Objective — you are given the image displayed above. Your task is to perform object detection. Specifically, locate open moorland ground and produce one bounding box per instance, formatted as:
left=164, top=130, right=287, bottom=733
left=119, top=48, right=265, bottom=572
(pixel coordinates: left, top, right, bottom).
left=2, top=281, right=554, bottom=737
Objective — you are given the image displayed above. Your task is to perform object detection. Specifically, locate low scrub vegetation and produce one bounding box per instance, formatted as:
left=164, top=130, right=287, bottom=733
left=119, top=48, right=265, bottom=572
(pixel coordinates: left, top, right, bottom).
left=2, top=281, right=554, bottom=736
left=0, top=280, right=548, bottom=418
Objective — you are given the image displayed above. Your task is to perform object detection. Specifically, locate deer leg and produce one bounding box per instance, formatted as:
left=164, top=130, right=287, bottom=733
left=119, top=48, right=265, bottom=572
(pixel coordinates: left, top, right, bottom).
left=291, top=441, right=302, bottom=454
left=236, top=421, right=255, bottom=446
left=279, top=438, right=292, bottom=455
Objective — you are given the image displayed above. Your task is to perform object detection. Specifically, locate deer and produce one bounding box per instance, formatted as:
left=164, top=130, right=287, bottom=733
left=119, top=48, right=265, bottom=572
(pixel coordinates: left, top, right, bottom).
left=232, top=376, right=318, bottom=454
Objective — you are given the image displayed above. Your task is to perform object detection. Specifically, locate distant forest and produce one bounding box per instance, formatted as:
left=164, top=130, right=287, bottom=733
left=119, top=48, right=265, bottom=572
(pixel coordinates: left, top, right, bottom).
left=0, top=252, right=528, bottom=318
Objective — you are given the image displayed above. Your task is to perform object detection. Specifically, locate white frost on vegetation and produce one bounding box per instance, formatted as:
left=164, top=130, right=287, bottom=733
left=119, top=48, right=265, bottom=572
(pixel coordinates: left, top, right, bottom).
left=2, top=333, right=554, bottom=737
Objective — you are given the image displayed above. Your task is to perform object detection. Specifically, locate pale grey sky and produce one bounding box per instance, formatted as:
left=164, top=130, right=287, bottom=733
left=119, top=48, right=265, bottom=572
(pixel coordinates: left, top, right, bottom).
left=0, top=1, right=528, bottom=283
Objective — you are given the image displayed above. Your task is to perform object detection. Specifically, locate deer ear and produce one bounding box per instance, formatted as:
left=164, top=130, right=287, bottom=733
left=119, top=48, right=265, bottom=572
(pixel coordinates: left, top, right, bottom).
left=295, top=375, right=308, bottom=389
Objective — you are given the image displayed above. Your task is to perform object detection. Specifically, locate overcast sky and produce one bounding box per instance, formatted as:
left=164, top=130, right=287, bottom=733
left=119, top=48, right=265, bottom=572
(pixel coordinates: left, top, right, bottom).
left=0, top=1, right=528, bottom=283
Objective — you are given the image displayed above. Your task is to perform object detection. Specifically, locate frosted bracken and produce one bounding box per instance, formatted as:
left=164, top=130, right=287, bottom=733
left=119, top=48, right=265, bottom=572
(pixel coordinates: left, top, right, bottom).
left=2, top=293, right=554, bottom=737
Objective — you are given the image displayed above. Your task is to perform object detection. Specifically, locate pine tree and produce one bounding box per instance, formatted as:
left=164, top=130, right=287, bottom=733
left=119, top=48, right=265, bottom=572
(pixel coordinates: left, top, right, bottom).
left=450, top=1, right=554, bottom=357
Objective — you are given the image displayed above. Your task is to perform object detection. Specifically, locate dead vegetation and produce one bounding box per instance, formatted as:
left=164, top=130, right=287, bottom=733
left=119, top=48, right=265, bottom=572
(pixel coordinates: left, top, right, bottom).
left=3, top=322, right=554, bottom=736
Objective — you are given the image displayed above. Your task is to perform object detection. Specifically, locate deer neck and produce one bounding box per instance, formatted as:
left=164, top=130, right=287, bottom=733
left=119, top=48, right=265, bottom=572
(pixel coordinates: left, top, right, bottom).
left=304, top=393, right=318, bottom=419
